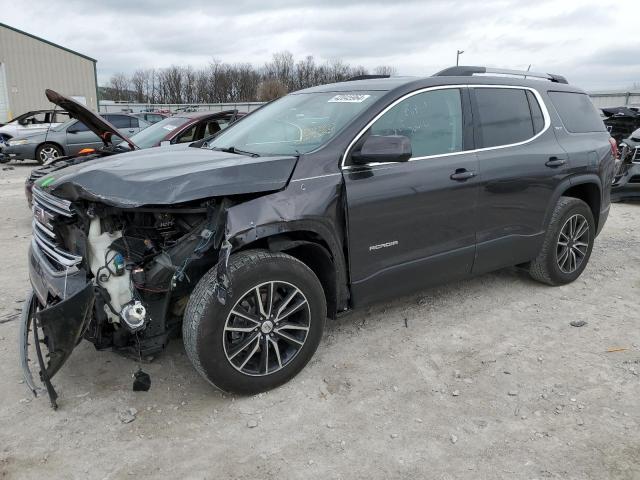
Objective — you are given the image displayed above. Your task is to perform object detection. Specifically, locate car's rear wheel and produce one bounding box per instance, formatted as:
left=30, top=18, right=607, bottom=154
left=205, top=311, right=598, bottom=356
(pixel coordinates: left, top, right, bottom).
left=183, top=250, right=326, bottom=394
left=529, top=196, right=595, bottom=285
left=35, top=143, right=62, bottom=164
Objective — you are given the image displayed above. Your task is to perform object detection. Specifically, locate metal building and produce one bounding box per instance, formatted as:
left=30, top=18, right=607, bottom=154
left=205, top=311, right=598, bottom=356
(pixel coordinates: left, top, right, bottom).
left=0, top=23, right=98, bottom=123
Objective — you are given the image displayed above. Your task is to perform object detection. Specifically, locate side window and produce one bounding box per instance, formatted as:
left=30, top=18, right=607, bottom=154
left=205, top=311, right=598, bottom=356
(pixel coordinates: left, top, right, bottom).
left=474, top=88, right=536, bottom=148
left=68, top=121, right=89, bottom=132
left=176, top=125, right=197, bottom=143
left=107, top=115, right=132, bottom=129
left=547, top=91, right=606, bottom=133
left=54, top=112, right=71, bottom=123
left=368, top=88, right=463, bottom=158
left=130, top=117, right=140, bottom=128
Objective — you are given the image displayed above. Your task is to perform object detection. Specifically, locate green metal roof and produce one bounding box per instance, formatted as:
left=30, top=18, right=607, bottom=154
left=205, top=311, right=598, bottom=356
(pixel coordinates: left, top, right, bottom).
left=0, top=22, right=97, bottom=63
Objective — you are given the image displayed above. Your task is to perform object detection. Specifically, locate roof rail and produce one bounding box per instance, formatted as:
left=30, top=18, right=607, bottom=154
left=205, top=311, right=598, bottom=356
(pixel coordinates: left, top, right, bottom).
left=433, top=66, right=568, bottom=84
left=346, top=74, right=390, bottom=81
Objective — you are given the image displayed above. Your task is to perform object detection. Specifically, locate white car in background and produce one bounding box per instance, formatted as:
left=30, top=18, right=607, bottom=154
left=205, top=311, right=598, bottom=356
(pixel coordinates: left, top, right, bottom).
left=0, top=109, right=71, bottom=146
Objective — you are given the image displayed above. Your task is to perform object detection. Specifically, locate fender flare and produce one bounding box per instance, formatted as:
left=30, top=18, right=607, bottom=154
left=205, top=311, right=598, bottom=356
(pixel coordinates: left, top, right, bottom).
left=542, top=174, right=602, bottom=229
left=222, top=218, right=350, bottom=315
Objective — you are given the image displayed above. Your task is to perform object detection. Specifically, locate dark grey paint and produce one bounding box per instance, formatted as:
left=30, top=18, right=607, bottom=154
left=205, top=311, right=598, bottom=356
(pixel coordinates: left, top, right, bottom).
left=47, top=147, right=298, bottom=207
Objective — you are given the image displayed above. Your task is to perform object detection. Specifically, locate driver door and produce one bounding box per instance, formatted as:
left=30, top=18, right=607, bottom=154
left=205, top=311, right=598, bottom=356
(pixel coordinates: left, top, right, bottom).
left=343, top=88, right=480, bottom=306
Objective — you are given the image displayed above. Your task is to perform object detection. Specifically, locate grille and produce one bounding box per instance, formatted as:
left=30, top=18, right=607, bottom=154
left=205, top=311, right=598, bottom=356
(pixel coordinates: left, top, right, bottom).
left=29, top=168, right=48, bottom=181
left=31, top=187, right=82, bottom=271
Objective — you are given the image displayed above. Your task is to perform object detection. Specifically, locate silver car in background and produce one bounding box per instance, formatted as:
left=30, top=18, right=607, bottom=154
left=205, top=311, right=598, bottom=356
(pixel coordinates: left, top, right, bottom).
left=0, top=113, right=149, bottom=163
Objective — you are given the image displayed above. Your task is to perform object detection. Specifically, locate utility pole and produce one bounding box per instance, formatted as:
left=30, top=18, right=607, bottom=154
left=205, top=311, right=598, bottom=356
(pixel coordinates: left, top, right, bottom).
left=456, top=50, right=464, bottom=66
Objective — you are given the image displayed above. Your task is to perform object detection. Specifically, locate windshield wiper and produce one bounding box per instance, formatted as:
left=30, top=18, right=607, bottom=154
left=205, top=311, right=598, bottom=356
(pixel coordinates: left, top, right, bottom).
left=213, top=146, right=260, bottom=157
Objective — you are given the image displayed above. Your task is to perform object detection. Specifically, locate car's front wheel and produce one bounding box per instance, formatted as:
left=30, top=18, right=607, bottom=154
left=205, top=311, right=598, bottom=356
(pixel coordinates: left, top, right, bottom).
left=35, top=143, right=63, bottom=164
left=183, top=250, right=326, bottom=394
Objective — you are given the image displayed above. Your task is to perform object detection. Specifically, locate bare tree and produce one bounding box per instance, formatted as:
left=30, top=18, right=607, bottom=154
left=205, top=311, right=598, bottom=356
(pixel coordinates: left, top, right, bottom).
left=101, top=53, right=398, bottom=103
left=130, top=70, right=147, bottom=102
left=374, top=65, right=397, bottom=76
left=257, top=79, right=288, bottom=101
left=109, top=73, right=130, bottom=101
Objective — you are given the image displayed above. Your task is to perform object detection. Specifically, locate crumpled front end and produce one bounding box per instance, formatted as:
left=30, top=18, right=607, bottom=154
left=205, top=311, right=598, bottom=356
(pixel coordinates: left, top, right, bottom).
left=21, top=186, right=229, bottom=407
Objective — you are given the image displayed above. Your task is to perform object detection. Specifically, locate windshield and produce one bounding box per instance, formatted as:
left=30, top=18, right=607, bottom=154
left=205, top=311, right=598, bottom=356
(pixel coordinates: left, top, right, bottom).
left=124, top=117, right=188, bottom=148
left=207, top=91, right=380, bottom=156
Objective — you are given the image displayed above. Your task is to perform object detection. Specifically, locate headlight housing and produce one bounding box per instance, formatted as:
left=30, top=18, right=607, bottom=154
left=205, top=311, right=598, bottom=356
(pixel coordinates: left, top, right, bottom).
left=8, top=138, right=31, bottom=146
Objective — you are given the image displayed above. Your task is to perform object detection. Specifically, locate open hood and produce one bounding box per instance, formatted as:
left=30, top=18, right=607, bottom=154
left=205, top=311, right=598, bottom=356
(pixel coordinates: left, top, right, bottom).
left=45, top=89, right=138, bottom=150
left=38, top=147, right=298, bottom=207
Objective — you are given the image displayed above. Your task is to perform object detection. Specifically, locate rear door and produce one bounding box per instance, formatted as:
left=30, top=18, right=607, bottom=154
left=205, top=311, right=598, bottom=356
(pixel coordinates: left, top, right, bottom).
left=343, top=87, right=479, bottom=305
left=470, top=86, right=569, bottom=274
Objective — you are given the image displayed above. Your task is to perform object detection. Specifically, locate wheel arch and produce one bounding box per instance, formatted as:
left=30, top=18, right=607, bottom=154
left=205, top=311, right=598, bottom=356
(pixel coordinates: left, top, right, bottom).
left=230, top=228, right=349, bottom=319
left=545, top=175, right=602, bottom=232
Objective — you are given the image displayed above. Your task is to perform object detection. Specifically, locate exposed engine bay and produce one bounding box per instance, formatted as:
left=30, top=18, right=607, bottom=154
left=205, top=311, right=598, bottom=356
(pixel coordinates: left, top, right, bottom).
left=23, top=188, right=234, bottom=407
left=84, top=202, right=226, bottom=353
left=95, top=199, right=229, bottom=346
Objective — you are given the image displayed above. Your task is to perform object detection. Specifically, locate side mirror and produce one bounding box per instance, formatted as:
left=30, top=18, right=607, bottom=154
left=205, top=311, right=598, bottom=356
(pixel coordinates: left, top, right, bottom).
left=159, top=140, right=171, bottom=147
left=67, top=125, right=80, bottom=134
left=351, top=135, right=412, bottom=164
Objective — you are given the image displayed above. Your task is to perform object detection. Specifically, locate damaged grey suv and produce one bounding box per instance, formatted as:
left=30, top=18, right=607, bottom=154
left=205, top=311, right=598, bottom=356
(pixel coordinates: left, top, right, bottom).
left=21, top=66, right=615, bottom=407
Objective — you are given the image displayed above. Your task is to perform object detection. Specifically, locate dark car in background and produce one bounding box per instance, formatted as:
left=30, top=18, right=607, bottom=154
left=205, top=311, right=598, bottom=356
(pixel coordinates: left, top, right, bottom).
left=21, top=67, right=615, bottom=406
left=612, top=126, right=640, bottom=201
left=124, top=110, right=244, bottom=149
left=2, top=112, right=149, bottom=163
left=603, top=106, right=640, bottom=144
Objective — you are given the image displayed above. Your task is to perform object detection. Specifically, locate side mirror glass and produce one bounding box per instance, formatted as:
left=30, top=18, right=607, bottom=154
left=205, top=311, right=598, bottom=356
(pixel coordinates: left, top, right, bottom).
left=351, top=135, right=412, bottom=164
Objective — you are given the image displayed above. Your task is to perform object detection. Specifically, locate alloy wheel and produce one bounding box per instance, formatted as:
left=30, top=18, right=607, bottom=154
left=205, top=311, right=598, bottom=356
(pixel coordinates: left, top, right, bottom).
left=556, top=213, right=589, bottom=274
left=223, top=281, right=311, bottom=376
left=39, top=147, right=60, bottom=162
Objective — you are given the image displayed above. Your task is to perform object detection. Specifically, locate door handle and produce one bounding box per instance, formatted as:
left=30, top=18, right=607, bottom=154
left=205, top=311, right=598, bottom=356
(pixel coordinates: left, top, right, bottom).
left=450, top=169, right=477, bottom=181
left=545, top=156, right=566, bottom=167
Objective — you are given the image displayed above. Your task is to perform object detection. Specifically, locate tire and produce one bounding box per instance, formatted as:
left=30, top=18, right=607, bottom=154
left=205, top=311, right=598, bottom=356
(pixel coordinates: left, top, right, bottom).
left=529, top=196, right=595, bottom=286
left=35, top=143, right=63, bottom=164
left=183, top=249, right=326, bottom=394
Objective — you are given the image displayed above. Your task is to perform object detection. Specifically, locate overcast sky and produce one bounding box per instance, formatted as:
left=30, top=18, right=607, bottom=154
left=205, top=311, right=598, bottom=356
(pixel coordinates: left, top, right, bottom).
left=2, top=0, right=638, bottom=91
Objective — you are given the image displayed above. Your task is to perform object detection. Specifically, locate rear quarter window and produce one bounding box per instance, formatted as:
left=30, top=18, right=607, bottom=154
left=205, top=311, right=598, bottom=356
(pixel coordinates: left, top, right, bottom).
left=547, top=91, right=606, bottom=133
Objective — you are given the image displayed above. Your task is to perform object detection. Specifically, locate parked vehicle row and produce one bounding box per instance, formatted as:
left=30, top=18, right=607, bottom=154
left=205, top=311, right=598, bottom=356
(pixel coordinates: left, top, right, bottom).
left=23, top=92, right=244, bottom=205
left=20, top=67, right=615, bottom=408
left=0, top=112, right=149, bottom=164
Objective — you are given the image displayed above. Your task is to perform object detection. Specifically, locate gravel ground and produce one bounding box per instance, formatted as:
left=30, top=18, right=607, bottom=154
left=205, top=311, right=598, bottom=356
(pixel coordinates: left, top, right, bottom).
left=0, top=163, right=639, bottom=480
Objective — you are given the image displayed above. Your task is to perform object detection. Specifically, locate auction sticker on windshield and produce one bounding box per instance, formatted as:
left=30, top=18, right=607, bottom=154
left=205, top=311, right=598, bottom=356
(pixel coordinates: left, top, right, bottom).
left=328, top=94, right=371, bottom=103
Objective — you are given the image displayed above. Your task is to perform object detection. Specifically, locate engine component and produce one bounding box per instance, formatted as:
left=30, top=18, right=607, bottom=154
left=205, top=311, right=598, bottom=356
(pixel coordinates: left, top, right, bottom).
left=121, top=301, right=147, bottom=332
left=87, top=218, right=133, bottom=323
left=113, top=253, right=125, bottom=276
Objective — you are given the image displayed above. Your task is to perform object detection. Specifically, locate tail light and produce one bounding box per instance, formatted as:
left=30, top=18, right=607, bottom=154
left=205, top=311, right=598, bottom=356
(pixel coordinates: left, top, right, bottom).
left=609, top=137, right=618, bottom=160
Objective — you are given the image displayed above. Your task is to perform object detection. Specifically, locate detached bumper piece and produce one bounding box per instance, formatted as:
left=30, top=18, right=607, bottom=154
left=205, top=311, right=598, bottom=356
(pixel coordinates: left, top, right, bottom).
left=20, top=284, right=94, bottom=409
